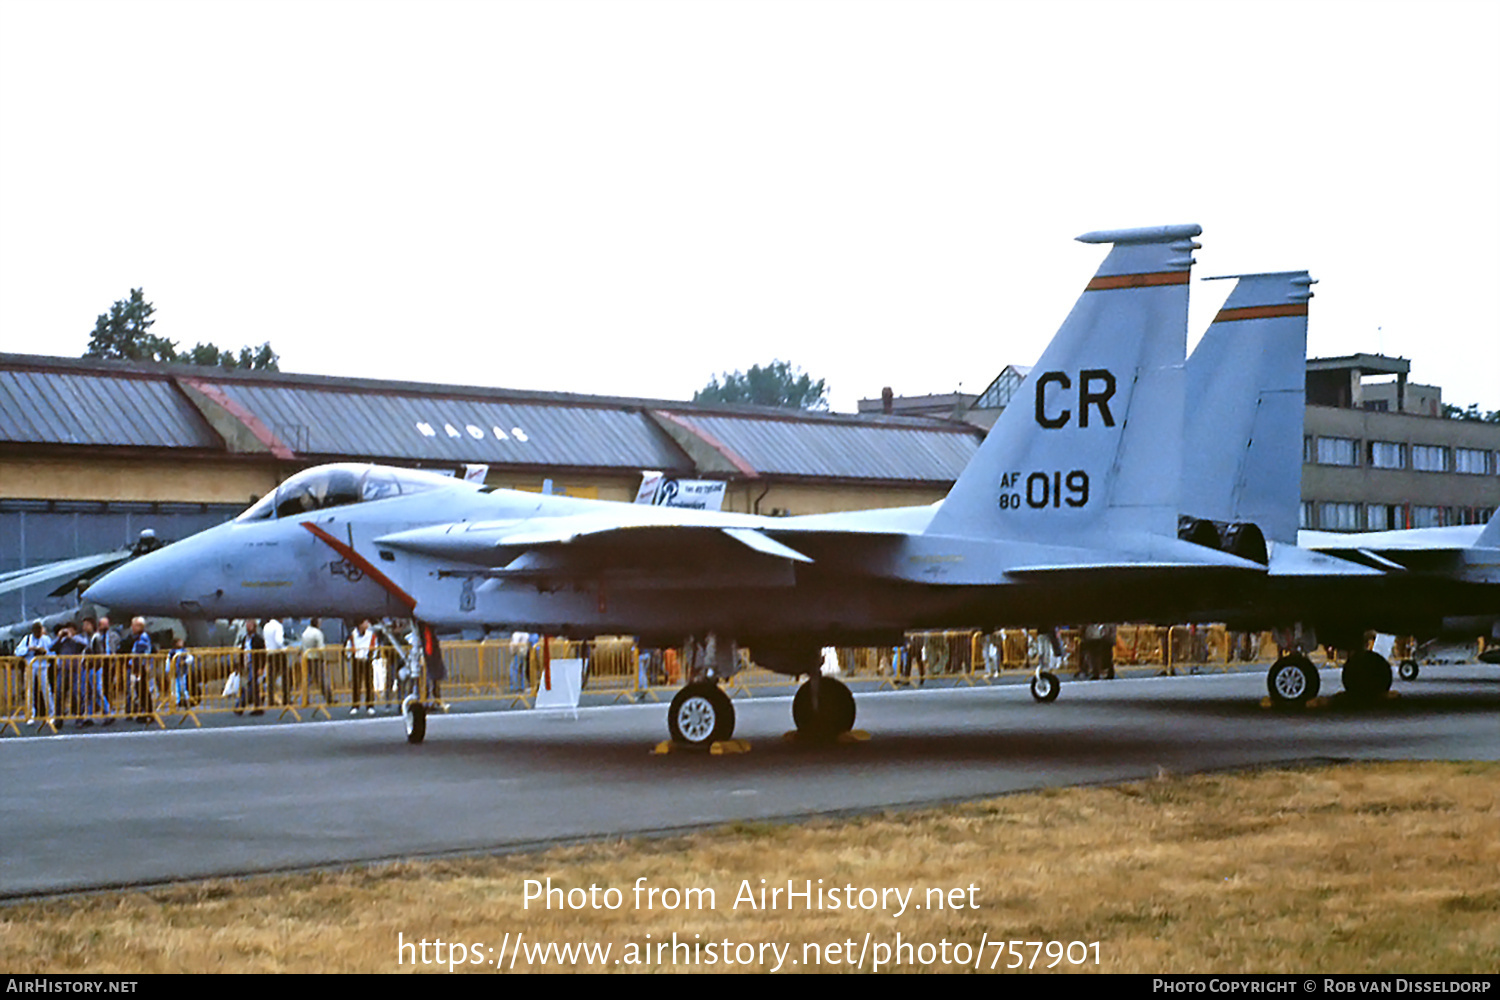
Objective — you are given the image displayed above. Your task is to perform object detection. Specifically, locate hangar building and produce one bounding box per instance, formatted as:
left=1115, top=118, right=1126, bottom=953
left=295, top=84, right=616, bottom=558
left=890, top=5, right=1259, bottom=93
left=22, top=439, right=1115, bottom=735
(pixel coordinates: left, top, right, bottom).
left=1, top=353, right=979, bottom=626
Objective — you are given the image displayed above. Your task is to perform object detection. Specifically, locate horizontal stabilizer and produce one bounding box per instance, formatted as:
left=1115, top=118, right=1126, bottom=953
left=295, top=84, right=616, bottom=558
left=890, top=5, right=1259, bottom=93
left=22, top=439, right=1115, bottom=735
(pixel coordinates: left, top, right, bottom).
left=1300, top=526, right=1487, bottom=553
left=1267, top=542, right=1387, bottom=577
left=1477, top=509, right=1500, bottom=549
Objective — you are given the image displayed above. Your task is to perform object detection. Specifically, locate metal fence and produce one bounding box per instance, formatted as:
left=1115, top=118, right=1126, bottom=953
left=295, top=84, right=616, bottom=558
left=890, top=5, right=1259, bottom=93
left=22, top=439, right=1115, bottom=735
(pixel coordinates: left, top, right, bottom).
left=1, top=626, right=1341, bottom=733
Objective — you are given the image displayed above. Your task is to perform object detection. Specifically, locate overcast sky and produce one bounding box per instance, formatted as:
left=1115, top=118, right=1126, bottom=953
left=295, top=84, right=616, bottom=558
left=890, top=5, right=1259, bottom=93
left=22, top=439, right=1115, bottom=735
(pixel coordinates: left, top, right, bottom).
left=2, top=0, right=1496, bottom=414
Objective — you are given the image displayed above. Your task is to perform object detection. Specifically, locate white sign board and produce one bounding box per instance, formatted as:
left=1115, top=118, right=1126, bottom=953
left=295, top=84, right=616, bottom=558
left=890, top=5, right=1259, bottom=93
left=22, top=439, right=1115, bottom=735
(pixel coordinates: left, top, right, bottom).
left=534, top=657, right=583, bottom=711
left=635, top=472, right=726, bottom=511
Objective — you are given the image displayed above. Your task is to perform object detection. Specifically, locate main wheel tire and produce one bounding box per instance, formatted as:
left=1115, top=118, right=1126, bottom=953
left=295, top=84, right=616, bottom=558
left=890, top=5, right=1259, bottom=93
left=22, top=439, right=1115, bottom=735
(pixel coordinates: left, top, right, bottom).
left=1030, top=670, right=1060, bottom=703
left=1398, top=659, right=1419, bottom=681
left=792, top=677, right=856, bottom=740
left=668, top=682, right=735, bottom=747
left=403, top=695, right=427, bottom=744
left=1267, top=654, right=1319, bottom=705
left=1342, top=649, right=1393, bottom=701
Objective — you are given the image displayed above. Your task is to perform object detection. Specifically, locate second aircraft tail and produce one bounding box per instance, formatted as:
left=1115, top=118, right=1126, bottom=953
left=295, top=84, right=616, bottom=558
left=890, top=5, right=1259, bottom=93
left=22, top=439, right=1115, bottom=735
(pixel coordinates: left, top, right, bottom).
left=1181, top=271, right=1314, bottom=545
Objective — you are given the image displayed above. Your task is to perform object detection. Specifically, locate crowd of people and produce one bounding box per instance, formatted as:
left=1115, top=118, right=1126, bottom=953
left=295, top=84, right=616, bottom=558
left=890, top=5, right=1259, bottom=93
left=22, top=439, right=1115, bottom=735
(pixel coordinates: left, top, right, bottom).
left=6, top=614, right=455, bottom=730
left=13, top=614, right=156, bottom=727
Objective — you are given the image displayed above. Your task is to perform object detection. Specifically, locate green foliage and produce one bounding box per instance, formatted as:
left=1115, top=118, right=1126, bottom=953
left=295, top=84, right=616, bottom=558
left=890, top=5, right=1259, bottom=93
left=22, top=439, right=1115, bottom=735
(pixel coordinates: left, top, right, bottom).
left=180, top=341, right=280, bottom=371
left=693, top=360, right=828, bottom=410
left=84, top=289, right=279, bottom=371
left=85, top=288, right=175, bottom=363
left=1441, top=403, right=1500, bottom=423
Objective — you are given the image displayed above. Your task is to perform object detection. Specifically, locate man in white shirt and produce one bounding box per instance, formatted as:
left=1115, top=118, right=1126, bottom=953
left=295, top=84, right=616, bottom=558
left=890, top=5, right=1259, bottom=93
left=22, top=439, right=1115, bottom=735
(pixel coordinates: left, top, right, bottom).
left=263, top=617, right=288, bottom=706
left=348, top=618, right=376, bottom=716
left=19, top=621, right=55, bottom=725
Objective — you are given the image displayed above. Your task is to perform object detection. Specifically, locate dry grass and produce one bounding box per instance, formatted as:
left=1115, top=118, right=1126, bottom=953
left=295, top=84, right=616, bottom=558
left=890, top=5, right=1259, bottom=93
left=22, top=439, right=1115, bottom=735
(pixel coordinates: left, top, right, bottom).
left=3, top=761, right=1496, bottom=973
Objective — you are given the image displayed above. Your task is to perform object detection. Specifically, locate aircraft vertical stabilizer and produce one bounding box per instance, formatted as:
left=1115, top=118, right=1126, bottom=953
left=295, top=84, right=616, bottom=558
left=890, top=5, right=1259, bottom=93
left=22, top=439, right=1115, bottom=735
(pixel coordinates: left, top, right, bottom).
left=926, top=224, right=1199, bottom=544
left=1182, top=271, right=1313, bottom=544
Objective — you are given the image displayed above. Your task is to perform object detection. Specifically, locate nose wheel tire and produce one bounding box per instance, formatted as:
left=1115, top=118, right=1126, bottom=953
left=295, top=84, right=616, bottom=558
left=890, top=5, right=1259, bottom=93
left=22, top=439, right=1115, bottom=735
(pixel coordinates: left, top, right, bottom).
left=1029, top=671, right=1060, bottom=703
left=1267, top=654, right=1319, bottom=705
left=668, top=682, right=735, bottom=747
left=792, top=677, right=856, bottom=740
left=403, top=694, right=426, bottom=744
left=1398, top=659, right=1419, bottom=681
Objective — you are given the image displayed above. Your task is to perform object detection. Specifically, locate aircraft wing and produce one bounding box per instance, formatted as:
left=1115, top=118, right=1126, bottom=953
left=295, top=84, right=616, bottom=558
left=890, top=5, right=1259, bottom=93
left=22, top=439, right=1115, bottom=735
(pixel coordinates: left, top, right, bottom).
left=376, top=512, right=815, bottom=566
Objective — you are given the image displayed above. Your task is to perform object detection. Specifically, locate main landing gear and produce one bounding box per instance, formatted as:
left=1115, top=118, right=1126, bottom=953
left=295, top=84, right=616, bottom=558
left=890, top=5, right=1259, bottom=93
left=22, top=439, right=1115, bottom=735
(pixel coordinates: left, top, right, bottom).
left=664, top=675, right=860, bottom=747
left=1341, top=649, right=1392, bottom=701
left=792, top=675, right=856, bottom=741
left=1267, top=649, right=1395, bottom=706
left=1266, top=653, right=1320, bottom=705
left=667, top=682, right=736, bottom=748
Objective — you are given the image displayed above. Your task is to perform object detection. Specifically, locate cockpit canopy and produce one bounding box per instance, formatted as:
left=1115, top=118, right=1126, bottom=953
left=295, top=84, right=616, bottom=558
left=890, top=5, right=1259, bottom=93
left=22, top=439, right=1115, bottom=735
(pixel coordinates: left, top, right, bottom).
left=236, top=464, right=467, bottom=522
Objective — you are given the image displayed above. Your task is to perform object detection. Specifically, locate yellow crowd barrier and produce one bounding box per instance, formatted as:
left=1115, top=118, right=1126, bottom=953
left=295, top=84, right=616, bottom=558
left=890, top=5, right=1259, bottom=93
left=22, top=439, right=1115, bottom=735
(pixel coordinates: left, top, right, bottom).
left=4, top=623, right=1408, bottom=736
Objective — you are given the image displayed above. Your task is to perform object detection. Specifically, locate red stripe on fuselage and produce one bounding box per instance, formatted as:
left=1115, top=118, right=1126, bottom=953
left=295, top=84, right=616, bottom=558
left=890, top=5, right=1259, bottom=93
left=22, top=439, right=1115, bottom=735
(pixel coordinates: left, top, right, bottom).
left=300, top=521, right=418, bottom=612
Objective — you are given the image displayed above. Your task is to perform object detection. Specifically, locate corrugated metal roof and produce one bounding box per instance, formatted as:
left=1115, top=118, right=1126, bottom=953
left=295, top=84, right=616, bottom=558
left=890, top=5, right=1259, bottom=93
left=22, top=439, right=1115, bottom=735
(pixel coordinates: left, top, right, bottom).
left=202, top=381, right=694, bottom=471
left=0, top=355, right=981, bottom=483
left=669, top=412, right=979, bottom=482
left=0, top=370, right=220, bottom=449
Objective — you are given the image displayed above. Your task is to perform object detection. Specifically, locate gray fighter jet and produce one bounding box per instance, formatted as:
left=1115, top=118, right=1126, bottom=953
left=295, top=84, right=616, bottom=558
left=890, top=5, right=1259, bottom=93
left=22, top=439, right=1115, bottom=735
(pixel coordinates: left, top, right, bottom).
left=1170, top=269, right=1498, bottom=702
left=89, top=223, right=1295, bottom=745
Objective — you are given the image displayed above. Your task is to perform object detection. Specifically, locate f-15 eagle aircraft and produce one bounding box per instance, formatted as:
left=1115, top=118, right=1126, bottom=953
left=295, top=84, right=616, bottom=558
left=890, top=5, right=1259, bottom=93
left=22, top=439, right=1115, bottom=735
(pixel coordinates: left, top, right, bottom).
left=1169, top=269, right=1499, bottom=702
left=88, top=223, right=1290, bottom=746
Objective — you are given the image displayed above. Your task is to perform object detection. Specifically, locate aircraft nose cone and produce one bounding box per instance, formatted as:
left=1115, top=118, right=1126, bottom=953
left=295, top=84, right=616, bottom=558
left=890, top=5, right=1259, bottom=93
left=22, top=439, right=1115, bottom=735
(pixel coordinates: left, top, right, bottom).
left=84, top=549, right=185, bottom=615
left=84, top=558, right=150, bottom=612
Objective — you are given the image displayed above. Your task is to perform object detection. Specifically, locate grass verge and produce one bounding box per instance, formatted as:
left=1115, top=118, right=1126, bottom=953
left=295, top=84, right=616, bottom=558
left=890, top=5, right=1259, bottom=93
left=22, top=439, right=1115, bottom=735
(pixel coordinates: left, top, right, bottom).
left=3, top=761, right=1496, bottom=973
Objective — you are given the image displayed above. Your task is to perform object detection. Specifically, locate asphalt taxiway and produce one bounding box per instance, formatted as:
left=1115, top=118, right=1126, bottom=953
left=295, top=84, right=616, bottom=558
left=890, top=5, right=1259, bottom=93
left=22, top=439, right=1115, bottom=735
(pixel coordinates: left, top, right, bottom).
left=3, top=667, right=1496, bottom=899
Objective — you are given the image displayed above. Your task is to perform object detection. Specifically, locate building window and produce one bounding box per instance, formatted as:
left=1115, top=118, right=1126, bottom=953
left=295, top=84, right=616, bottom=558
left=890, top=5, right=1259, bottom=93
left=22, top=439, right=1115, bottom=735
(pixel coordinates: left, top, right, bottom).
left=1318, top=502, right=1361, bottom=531
left=1316, top=437, right=1359, bottom=466
left=1367, top=441, right=1405, bottom=469
left=1411, top=445, right=1450, bottom=472
left=1410, top=506, right=1447, bottom=528
left=1366, top=504, right=1403, bottom=530
left=1454, top=448, right=1493, bottom=475
left=1303, top=436, right=1315, bottom=463
left=1300, top=501, right=1314, bottom=530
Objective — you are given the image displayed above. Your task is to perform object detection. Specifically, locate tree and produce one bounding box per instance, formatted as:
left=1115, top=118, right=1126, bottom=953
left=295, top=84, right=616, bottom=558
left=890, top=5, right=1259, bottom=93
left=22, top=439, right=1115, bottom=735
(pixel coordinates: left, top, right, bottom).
left=693, top=360, right=829, bottom=410
left=85, top=288, right=176, bottom=363
left=1441, top=402, right=1500, bottom=423
left=181, top=341, right=280, bottom=371
left=84, top=289, right=280, bottom=371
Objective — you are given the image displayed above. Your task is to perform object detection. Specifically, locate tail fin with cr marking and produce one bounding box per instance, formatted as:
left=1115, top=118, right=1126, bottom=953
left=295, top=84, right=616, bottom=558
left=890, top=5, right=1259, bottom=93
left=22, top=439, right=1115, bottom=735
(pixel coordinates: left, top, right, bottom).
left=926, top=224, right=1200, bottom=544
